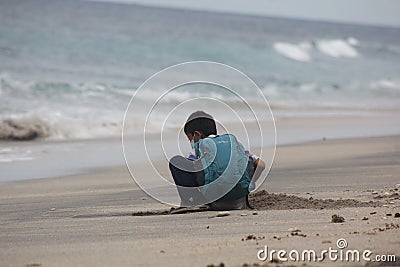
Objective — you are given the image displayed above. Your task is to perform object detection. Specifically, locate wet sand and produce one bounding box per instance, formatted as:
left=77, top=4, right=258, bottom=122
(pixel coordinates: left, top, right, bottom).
left=0, top=135, right=400, bottom=266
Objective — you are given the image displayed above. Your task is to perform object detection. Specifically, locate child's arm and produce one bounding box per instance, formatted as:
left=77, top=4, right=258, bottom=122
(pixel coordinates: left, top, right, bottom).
left=252, top=158, right=266, bottom=183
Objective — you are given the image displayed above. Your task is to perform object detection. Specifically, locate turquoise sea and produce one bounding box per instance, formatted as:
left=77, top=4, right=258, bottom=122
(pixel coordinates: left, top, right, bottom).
left=1, top=0, right=399, bottom=141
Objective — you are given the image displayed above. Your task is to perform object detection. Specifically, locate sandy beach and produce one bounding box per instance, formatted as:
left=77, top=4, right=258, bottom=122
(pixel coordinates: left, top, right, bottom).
left=1, top=135, right=399, bottom=267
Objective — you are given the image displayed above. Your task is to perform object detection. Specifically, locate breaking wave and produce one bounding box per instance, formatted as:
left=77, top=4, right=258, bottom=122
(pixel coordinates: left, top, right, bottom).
left=0, top=115, right=51, bottom=141
left=1, top=69, right=399, bottom=141
left=316, top=39, right=359, bottom=58
left=273, top=42, right=312, bottom=62
left=0, top=113, right=124, bottom=141
left=274, top=38, right=360, bottom=62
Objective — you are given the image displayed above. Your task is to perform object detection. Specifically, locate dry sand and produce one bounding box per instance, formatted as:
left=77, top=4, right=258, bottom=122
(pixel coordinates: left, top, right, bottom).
left=0, top=135, right=400, bottom=266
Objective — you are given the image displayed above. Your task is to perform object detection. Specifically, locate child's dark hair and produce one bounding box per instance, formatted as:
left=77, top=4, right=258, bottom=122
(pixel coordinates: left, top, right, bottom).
left=184, top=111, right=217, bottom=137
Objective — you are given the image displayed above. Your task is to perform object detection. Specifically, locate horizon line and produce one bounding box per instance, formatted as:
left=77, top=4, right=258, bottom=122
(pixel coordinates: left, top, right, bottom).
left=85, top=0, right=400, bottom=29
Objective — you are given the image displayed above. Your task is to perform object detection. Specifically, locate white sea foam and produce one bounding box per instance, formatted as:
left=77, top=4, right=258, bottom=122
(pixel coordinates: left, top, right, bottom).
left=370, top=79, right=400, bottom=90
left=273, top=42, right=311, bottom=62
left=0, top=112, right=123, bottom=141
left=316, top=39, right=359, bottom=58
left=347, top=37, right=359, bottom=46
left=274, top=38, right=360, bottom=61
left=1, top=71, right=399, bottom=142
left=0, top=147, right=34, bottom=162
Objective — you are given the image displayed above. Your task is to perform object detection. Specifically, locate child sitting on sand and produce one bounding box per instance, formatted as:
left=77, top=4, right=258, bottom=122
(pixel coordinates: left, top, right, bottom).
left=169, top=111, right=265, bottom=210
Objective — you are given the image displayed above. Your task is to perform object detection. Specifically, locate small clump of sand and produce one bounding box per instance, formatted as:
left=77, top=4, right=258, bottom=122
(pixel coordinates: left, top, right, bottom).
left=249, top=190, right=378, bottom=210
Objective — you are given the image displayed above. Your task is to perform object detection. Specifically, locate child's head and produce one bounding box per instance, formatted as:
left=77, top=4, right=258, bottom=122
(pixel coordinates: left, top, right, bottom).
left=184, top=111, right=217, bottom=142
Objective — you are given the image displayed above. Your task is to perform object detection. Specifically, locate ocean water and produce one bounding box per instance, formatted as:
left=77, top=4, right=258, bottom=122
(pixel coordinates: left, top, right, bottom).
left=1, top=0, right=400, bottom=142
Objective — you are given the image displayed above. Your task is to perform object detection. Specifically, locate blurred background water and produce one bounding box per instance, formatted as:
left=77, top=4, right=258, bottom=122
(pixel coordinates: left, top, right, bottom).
left=0, top=0, right=399, bottom=141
